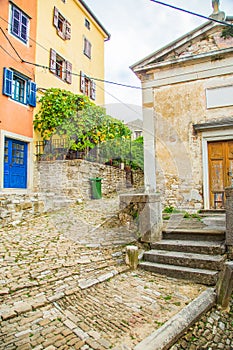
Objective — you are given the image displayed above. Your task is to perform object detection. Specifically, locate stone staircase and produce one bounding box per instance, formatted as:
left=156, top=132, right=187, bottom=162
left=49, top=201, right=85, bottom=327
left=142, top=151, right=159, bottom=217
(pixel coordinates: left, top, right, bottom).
left=139, top=214, right=226, bottom=285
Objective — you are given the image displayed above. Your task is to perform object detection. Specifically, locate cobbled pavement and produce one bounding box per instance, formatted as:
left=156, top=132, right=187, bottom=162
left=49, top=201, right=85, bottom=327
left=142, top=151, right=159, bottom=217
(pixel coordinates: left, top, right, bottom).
left=0, top=196, right=224, bottom=349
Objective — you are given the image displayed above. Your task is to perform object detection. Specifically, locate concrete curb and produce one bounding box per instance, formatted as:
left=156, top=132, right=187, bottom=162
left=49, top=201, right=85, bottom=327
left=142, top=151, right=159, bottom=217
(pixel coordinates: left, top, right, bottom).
left=134, top=288, right=216, bottom=350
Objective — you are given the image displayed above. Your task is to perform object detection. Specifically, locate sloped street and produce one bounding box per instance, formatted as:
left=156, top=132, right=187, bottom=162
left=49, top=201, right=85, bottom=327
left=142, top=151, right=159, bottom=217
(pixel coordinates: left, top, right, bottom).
left=0, top=196, right=205, bottom=349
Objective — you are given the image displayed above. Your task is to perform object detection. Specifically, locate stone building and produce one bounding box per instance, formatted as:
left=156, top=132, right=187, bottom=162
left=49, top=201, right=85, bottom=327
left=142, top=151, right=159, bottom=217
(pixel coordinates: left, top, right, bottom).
left=131, top=12, right=233, bottom=211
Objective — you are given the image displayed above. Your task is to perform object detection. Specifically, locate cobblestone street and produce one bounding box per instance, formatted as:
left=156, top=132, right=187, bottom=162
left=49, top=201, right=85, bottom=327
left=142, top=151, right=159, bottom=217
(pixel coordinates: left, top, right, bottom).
left=0, top=196, right=205, bottom=349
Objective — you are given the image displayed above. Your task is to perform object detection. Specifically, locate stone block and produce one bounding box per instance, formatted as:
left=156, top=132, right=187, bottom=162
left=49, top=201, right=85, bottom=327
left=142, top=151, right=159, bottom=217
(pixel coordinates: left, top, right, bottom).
left=225, top=187, right=233, bottom=246
left=216, top=261, right=233, bottom=308
left=119, top=192, right=162, bottom=243
left=125, top=245, right=138, bottom=270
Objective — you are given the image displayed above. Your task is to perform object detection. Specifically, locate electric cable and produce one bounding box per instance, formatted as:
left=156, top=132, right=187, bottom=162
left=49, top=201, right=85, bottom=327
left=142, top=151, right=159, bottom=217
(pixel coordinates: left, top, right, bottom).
left=149, top=0, right=233, bottom=28
left=0, top=27, right=23, bottom=61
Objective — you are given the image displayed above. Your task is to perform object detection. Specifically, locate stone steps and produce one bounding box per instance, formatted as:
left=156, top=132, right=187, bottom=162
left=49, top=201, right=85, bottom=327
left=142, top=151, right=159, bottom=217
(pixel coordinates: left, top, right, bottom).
left=163, top=229, right=225, bottom=242
left=140, top=227, right=226, bottom=286
left=143, top=250, right=225, bottom=271
left=139, top=262, right=219, bottom=285
left=151, top=240, right=226, bottom=255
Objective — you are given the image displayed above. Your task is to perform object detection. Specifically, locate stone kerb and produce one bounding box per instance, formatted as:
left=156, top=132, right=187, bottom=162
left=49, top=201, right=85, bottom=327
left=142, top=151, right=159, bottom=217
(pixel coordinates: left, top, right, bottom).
left=225, top=187, right=233, bottom=259
left=119, top=192, right=162, bottom=243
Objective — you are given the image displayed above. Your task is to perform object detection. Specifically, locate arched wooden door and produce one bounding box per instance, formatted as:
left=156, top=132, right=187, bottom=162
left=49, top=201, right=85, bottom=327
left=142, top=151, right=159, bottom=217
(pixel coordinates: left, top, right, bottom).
left=208, top=140, right=233, bottom=209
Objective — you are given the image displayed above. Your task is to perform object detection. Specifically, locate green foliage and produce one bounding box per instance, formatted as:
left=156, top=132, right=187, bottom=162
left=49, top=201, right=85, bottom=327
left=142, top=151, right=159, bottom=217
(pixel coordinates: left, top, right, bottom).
left=34, top=88, right=85, bottom=139
left=34, top=88, right=132, bottom=152
left=91, top=135, right=144, bottom=170
left=163, top=205, right=174, bottom=213
left=221, top=27, right=233, bottom=39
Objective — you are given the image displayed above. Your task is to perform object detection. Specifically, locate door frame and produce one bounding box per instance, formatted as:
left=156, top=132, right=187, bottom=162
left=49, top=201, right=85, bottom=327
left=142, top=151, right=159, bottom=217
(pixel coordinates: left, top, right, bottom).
left=202, top=128, right=233, bottom=209
left=0, top=130, right=33, bottom=192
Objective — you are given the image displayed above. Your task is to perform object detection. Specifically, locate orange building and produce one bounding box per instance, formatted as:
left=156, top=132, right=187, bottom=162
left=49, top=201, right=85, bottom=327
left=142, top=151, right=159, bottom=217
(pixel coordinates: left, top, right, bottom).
left=0, top=0, right=37, bottom=190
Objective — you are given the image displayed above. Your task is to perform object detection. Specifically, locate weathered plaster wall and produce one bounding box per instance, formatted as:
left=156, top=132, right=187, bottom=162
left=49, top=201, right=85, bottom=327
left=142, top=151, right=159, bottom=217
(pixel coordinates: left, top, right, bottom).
left=154, top=71, right=233, bottom=210
left=154, top=80, right=204, bottom=210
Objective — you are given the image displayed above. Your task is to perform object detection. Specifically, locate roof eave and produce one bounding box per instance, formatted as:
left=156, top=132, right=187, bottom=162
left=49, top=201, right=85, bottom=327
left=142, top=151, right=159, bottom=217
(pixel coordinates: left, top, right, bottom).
left=130, top=20, right=220, bottom=72
left=132, top=46, right=233, bottom=74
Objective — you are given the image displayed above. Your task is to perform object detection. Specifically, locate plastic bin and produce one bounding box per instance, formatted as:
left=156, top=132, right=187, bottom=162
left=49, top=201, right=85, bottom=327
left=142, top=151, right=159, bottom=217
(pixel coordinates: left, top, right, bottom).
left=90, top=177, right=102, bottom=199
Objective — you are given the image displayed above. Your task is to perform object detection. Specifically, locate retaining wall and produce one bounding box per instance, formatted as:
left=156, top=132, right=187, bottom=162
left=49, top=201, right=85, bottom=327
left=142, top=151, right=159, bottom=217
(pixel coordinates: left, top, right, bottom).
left=0, top=160, right=144, bottom=227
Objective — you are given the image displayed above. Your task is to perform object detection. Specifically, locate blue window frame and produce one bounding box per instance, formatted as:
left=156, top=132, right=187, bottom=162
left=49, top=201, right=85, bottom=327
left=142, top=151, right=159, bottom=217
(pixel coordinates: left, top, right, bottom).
left=2, top=68, right=37, bottom=107
left=11, top=5, right=29, bottom=43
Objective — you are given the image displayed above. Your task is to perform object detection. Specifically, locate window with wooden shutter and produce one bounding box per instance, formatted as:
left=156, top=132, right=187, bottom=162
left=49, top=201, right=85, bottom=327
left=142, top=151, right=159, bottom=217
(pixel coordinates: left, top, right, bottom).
left=84, top=38, right=92, bottom=58
left=65, top=21, right=71, bottom=39
left=27, top=81, right=37, bottom=107
left=53, top=7, right=59, bottom=28
left=53, top=6, right=71, bottom=40
left=3, top=67, right=36, bottom=106
left=50, top=49, right=57, bottom=74
left=90, top=80, right=96, bottom=100
left=66, top=61, right=72, bottom=84
left=80, top=71, right=85, bottom=92
left=3, top=68, right=13, bottom=97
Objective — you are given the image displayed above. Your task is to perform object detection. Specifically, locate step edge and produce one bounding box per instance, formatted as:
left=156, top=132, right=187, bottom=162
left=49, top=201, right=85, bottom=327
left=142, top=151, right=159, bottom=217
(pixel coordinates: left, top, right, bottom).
left=139, top=261, right=219, bottom=275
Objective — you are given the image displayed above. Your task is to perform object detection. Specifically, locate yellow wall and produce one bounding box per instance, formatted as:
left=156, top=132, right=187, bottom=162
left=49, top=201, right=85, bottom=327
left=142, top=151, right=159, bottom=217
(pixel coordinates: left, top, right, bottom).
left=35, top=0, right=108, bottom=106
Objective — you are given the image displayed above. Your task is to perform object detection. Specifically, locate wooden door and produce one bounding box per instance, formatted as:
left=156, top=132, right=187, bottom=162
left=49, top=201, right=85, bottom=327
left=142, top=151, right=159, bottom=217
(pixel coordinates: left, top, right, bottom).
left=4, top=138, right=28, bottom=189
left=208, top=141, right=233, bottom=209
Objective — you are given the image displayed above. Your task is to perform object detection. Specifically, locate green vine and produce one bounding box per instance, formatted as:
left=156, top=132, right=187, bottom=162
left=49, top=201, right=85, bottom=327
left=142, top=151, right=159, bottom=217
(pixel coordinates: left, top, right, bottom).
left=34, top=88, right=131, bottom=152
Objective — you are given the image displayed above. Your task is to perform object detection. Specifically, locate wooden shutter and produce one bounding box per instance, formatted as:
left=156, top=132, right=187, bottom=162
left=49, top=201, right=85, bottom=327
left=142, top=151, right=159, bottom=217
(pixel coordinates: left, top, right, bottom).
left=53, top=7, right=59, bottom=28
left=65, top=21, right=71, bottom=39
left=66, top=61, right=72, bottom=84
left=90, top=80, right=96, bottom=100
left=3, top=68, right=13, bottom=97
left=84, top=38, right=91, bottom=58
left=27, top=81, right=37, bottom=107
left=50, top=49, right=56, bottom=73
left=80, top=71, right=85, bottom=92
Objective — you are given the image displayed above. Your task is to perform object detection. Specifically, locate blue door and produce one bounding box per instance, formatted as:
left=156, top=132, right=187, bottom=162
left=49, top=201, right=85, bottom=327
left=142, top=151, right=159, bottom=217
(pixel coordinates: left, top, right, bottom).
left=4, top=138, right=28, bottom=189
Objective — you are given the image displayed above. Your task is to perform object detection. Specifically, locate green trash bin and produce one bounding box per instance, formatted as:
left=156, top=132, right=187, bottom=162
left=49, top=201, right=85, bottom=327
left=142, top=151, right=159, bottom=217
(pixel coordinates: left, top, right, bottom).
left=90, top=177, right=102, bottom=199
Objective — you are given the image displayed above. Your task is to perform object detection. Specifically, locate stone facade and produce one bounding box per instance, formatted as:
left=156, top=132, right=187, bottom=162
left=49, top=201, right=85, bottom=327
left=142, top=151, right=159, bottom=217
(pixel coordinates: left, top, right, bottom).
left=131, top=19, right=233, bottom=211
left=0, top=160, right=144, bottom=228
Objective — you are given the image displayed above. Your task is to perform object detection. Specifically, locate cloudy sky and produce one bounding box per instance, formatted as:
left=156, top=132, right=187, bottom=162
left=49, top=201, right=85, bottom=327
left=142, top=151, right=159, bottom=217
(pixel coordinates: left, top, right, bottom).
left=84, top=0, right=232, bottom=119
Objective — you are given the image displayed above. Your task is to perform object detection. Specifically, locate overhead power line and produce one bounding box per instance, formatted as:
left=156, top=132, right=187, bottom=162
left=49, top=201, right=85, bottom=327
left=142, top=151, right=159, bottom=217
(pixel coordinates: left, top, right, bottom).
left=149, top=0, right=233, bottom=28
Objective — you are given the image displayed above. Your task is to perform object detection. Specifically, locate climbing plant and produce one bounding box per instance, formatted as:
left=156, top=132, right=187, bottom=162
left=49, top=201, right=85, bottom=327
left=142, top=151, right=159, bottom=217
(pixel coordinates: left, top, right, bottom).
left=34, top=88, right=131, bottom=152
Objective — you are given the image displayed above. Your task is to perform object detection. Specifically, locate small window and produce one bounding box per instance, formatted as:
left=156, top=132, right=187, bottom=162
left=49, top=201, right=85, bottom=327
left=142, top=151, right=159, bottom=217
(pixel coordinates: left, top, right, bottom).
left=2, top=68, right=37, bottom=107
left=135, top=131, right=142, bottom=139
left=10, top=4, right=29, bottom=43
left=53, top=7, right=71, bottom=40
left=50, top=49, right=72, bottom=84
left=84, top=38, right=92, bottom=59
left=80, top=71, right=96, bottom=100
left=85, top=18, right=90, bottom=30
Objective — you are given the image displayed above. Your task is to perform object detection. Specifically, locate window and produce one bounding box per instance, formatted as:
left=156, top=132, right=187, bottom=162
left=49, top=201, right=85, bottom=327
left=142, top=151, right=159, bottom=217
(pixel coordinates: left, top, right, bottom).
left=83, top=38, right=92, bottom=59
left=53, top=7, right=71, bottom=40
left=10, top=4, right=29, bottom=43
left=50, top=49, right=72, bottom=84
left=85, top=19, right=90, bottom=30
left=80, top=71, right=96, bottom=100
left=2, top=68, right=36, bottom=107
left=135, top=131, right=142, bottom=139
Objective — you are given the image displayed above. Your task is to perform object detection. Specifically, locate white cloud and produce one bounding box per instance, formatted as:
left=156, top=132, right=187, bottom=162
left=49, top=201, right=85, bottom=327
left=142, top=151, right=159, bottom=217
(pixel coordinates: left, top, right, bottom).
left=85, top=0, right=233, bottom=111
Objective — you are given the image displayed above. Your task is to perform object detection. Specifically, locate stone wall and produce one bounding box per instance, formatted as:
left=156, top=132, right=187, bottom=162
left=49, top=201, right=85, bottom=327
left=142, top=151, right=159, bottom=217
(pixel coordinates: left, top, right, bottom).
left=0, top=193, right=45, bottom=228
left=0, top=160, right=144, bottom=227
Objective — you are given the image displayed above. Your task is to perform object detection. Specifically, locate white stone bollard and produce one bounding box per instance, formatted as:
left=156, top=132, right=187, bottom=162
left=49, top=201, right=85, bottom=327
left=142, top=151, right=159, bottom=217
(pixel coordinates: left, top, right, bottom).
left=126, top=245, right=138, bottom=270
